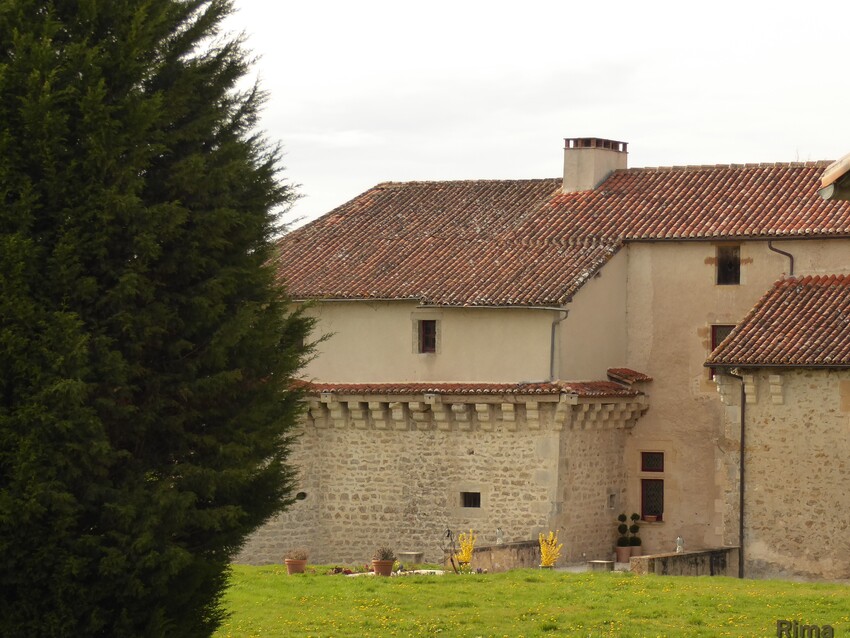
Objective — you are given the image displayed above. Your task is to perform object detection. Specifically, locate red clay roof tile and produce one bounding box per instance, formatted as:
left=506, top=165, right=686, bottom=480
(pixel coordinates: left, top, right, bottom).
left=275, top=163, right=850, bottom=306
left=301, top=381, right=641, bottom=398
left=706, top=275, right=850, bottom=367
left=606, top=368, right=653, bottom=384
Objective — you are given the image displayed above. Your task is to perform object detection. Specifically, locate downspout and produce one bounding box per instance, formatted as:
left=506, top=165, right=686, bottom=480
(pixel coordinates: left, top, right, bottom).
left=549, top=309, right=569, bottom=381
left=726, top=368, right=746, bottom=579
left=767, top=241, right=794, bottom=276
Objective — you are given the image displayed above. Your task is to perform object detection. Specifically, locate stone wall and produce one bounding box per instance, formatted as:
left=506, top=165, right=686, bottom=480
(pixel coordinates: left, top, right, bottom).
left=630, top=547, right=739, bottom=576
left=716, top=369, right=850, bottom=580
left=446, top=540, right=540, bottom=573
left=555, top=426, right=630, bottom=562
left=236, top=392, right=647, bottom=565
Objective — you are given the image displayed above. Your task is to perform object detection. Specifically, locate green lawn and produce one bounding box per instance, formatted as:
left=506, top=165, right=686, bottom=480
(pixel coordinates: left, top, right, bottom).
left=216, top=565, right=850, bottom=638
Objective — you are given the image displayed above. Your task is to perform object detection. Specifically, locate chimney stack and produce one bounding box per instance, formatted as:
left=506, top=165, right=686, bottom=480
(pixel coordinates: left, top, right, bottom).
left=562, top=137, right=628, bottom=192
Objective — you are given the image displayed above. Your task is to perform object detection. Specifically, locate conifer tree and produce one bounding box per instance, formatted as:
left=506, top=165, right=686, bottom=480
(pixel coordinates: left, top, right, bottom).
left=0, top=1, right=311, bottom=635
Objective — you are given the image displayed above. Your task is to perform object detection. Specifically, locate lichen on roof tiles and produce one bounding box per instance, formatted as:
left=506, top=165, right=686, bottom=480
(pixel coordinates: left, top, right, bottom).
left=275, top=164, right=850, bottom=306
left=706, top=274, right=850, bottom=367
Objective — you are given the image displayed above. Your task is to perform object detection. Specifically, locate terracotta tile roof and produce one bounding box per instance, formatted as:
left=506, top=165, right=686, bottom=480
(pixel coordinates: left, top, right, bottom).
left=606, top=368, right=653, bottom=384
left=301, top=380, right=641, bottom=398
left=706, top=275, right=850, bottom=368
left=274, top=179, right=617, bottom=306
left=541, top=163, right=850, bottom=241
left=276, top=163, right=850, bottom=306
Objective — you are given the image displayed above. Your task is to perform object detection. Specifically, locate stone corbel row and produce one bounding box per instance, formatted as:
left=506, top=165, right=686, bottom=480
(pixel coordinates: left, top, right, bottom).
left=305, top=393, right=648, bottom=432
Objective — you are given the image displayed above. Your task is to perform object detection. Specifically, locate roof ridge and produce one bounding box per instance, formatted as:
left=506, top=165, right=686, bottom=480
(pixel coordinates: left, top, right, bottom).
left=620, top=161, right=833, bottom=173
left=374, top=177, right=561, bottom=189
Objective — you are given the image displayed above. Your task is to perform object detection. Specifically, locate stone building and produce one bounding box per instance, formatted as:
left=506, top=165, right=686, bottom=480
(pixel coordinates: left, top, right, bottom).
left=707, top=275, right=850, bottom=579
left=238, top=138, right=850, bottom=578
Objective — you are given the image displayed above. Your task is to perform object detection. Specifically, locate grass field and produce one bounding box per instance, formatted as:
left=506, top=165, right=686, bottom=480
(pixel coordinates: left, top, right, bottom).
left=215, top=565, right=849, bottom=637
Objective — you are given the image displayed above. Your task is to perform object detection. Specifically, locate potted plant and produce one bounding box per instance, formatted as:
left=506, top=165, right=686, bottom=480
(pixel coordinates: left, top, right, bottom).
left=629, top=513, right=642, bottom=556
left=615, top=513, right=631, bottom=563
left=539, top=530, right=563, bottom=569
left=284, top=548, right=309, bottom=575
left=372, top=547, right=396, bottom=576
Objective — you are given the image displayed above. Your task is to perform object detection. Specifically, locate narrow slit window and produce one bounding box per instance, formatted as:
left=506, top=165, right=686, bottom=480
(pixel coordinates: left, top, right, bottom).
left=461, top=492, right=481, bottom=508
left=418, top=319, right=437, bottom=353
left=716, top=245, right=740, bottom=285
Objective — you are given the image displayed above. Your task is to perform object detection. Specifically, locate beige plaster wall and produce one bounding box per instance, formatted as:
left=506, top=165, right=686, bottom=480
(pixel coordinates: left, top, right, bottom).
left=302, top=302, right=556, bottom=383
left=622, top=239, right=850, bottom=557
left=559, top=249, right=628, bottom=380
left=716, top=369, right=850, bottom=580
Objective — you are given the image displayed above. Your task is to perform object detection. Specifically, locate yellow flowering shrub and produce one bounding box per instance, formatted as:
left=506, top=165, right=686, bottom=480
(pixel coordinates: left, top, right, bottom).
left=455, top=529, right=476, bottom=564
left=539, top=530, right=563, bottom=567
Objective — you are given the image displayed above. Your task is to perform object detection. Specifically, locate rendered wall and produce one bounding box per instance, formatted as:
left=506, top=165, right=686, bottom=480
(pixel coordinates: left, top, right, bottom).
left=302, top=302, right=556, bottom=384
left=622, top=239, right=850, bottom=557
left=715, top=369, right=850, bottom=580
left=559, top=249, right=628, bottom=381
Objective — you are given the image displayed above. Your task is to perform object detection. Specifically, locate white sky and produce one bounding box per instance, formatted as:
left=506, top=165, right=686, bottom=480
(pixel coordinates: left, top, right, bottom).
left=225, top=0, right=850, bottom=227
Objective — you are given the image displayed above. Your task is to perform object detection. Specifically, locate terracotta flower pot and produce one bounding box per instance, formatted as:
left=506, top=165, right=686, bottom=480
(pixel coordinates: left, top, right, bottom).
left=372, top=559, right=394, bottom=576
left=630, top=545, right=642, bottom=557
left=285, top=559, right=307, bottom=575
left=615, top=546, right=632, bottom=563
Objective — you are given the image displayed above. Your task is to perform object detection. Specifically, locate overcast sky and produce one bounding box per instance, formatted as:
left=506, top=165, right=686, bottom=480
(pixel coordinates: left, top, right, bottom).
left=225, top=0, right=850, bottom=227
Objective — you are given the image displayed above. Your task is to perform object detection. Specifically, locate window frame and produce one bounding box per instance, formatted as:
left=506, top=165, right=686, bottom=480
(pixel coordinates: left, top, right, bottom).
left=418, top=319, right=437, bottom=353
left=639, top=451, right=665, bottom=521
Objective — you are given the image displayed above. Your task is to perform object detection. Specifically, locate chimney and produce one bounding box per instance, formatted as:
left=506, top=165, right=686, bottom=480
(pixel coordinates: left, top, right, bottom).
left=562, top=137, right=628, bottom=192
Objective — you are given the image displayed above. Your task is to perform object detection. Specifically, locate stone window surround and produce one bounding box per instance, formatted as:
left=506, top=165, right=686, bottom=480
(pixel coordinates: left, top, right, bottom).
left=450, top=482, right=488, bottom=518
left=411, top=309, right=443, bottom=355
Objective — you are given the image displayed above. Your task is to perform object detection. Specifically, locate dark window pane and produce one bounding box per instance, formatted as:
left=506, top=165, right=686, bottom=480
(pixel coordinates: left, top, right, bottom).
left=717, top=246, right=740, bottom=285
left=461, top=492, right=480, bottom=508
left=641, top=452, right=664, bottom=472
left=641, top=479, right=664, bottom=520
left=419, top=320, right=436, bottom=353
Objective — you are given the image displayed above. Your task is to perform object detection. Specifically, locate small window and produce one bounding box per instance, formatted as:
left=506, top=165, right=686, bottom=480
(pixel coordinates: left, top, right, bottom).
left=640, top=451, right=664, bottom=521
left=709, top=324, right=735, bottom=379
left=641, top=479, right=664, bottom=520
left=418, top=319, right=437, bottom=353
left=716, top=245, right=740, bottom=285
left=641, top=452, right=664, bottom=472
left=461, top=492, right=481, bottom=508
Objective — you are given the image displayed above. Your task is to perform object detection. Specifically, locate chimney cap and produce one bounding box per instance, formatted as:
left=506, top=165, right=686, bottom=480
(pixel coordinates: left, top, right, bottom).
left=564, top=137, right=628, bottom=153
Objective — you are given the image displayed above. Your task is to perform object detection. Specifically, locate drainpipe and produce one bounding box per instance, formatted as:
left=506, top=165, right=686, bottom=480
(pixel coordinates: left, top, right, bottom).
left=767, top=241, right=794, bottom=276
left=726, top=368, right=746, bottom=579
left=549, top=309, right=569, bottom=381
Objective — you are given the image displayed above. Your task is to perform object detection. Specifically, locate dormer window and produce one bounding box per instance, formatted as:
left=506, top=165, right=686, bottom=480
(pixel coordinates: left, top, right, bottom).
left=716, top=245, right=740, bottom=285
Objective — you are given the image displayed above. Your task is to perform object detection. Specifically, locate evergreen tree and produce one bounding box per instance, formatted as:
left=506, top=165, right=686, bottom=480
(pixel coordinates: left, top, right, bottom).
left=0, top=1, right=311, bottom=635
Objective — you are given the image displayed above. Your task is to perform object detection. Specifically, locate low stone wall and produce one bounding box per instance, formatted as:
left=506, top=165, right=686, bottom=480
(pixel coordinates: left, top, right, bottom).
left=445, top=541, right=540, bottom=573
left=630, top=547, right=739, bottom=576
